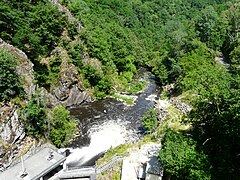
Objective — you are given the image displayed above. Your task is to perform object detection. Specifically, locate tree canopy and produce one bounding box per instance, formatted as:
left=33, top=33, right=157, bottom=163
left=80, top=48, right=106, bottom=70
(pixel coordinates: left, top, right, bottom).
left=1, top=0, right=240, bottom=177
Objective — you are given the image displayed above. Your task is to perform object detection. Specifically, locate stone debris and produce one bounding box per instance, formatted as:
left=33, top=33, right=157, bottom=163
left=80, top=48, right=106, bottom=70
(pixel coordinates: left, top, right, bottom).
left=169, top=98, right=192, bottom=114
left=155, top=100, right=169, bottom=121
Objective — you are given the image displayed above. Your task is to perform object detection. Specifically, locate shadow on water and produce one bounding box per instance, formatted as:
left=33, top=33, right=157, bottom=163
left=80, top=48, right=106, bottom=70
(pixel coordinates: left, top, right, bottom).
left=69, top=71, right=161, bottom=148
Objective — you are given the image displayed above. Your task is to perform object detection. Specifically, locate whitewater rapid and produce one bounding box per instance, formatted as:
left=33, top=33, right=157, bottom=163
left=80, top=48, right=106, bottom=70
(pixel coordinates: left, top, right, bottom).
left=63, top=119, right=138, bottom=169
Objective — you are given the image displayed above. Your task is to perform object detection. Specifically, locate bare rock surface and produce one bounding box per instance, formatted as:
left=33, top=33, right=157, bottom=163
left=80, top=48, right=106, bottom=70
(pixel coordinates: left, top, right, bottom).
left=51, top=61, right=92, bottom=107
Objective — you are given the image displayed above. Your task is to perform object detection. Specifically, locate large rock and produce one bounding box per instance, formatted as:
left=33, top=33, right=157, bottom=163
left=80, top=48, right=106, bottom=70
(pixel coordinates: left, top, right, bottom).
left=0, top=106, right=26, bottom=171
left=66, top=85, right=91, bottom=107
left=54, top=86, right=70, bottom=101
left=48, top=62, right=92, bottom=107
left=0, top=109, right=24, bottom=144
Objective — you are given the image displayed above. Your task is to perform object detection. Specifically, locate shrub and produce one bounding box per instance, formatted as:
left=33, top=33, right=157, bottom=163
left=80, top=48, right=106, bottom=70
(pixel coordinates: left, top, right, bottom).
left=49, top=106, right=78, bottom=147
left=0, top=49, right=23, bottom=101
left=142, top=109, right=158, bottom=133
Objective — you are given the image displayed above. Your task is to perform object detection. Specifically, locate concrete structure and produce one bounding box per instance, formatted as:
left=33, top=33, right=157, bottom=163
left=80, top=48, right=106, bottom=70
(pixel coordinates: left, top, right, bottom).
left=121, top=155, right=163, bottom=180
left=121, top=159, right=139, bottom=180
left=0, top=147, right=66, bottom=180
left=49, top=167, right=95, bottom=180
left=145, top=156, right=163, bottom=180
left=50, top=156, right=123, bottom=180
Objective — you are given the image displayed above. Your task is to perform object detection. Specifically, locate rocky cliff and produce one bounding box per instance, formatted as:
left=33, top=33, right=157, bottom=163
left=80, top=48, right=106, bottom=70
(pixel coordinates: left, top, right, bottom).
left=0, top=37, right=91, bottom=170
left=0, top=38, right=35, bottom=170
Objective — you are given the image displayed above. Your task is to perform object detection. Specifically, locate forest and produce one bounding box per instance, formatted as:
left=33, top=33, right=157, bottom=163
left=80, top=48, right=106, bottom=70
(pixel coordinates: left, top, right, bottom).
left=0, top=0, right=240, bottom=179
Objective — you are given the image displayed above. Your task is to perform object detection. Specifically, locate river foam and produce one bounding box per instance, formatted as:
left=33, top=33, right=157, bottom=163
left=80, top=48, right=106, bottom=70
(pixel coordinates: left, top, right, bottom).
left=63, top=119, right=138, bottom=169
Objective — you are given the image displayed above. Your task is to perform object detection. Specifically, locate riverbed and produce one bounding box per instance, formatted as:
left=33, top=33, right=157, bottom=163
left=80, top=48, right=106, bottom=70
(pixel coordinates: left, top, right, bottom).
left=69, top=72, right=160, bottom=148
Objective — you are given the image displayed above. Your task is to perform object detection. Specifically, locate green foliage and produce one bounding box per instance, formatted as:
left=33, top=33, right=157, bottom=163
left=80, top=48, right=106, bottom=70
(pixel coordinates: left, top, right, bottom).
left=159, top=130, right=211, bottom=180
left=2, top=0, right=234, bottom=97
left=229, top=45, right=240, bottom=74
left=49, top=106, right=77, bottom=147
left=0, top=48, right=23, bottom=101
left=83, top=64, right=102, bottom=87
left=0, top=0, right=68, bottom=87
left=176, top=38, right=240, bottom=178
left=221, top=2, right=240, bottom=57
left=126, top=80, right=146, bottom=94
left=196, top=6, right=226, bottom=50
left=1, top=0, right=240, bottom=177
left=142, top=109, right=158, bottom=133
left=178, top=51, right=231, bottom=98
left=230, top=45, right=240, bottom=65
left=95, top=76, right=113, bottom=97
left=97, top=143, right=131, bottom=166
left=187, top=75, right=240, bottom=178
left=22, top=92, right=48, bottom=137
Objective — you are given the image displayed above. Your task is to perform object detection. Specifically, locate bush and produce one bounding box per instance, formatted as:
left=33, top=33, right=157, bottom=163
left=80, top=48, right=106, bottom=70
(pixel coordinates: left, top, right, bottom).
left=142, top=109, right=158, bottom=133
left=49, top=106, right=78, bottom=147
left=22, top=92, right=48, bottom=137
left=159, top=130, right=211, bottom=180
left=0, top=49, right=23, bottom=101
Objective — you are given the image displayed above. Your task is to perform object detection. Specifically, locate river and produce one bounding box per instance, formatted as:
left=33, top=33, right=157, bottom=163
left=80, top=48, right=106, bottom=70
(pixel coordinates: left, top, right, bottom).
left=64, top=70, right=160, bottom=167
left=69, top=71, right=160, bottom=147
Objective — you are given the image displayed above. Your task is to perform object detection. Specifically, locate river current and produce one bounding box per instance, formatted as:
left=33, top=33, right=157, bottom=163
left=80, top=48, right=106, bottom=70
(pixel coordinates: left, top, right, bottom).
left=64, top=71, right=160, bottom=167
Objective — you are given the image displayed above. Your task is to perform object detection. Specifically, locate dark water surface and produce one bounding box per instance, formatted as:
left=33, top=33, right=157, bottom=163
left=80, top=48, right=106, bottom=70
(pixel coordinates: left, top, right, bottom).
left=69, top=72, right=161, bottom=148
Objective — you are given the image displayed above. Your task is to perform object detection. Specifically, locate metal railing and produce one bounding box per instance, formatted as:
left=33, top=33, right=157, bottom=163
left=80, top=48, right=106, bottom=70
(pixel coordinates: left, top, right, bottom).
left=96, top=156, right=124, bottom=174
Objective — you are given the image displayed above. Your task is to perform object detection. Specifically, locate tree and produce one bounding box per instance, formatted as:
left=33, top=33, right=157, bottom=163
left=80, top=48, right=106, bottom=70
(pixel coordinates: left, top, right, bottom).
left=196, top=6, right=226, bottom=50
left=22, top=92, right=48, bottom=137
left=221, top=2, right=240, bottom=57
left=49, top=106, right=77, bottom=147
left=188, top=77, right=240, bottom=179
left=0, top=48, right=22, bottom=101
left=178, top=49, right=240, bottom=178
left=159, top=130, right=211, bottom=180
left=142, top=109, right=158, bottom=133
left=229, top=45, right=240, bottom=74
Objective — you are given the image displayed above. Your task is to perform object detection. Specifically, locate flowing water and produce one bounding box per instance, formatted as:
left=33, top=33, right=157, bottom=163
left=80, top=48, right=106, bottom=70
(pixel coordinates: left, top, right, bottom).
left=64, top=71, right=160, bottom=168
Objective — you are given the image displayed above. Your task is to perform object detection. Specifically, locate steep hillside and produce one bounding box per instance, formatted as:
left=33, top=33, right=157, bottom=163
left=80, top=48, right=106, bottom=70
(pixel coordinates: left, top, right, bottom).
left=0, top=0, right=240, bottom=178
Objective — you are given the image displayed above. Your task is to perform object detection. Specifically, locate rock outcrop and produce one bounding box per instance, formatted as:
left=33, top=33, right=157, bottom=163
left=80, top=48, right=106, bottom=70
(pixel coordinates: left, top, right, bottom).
left=0, top=38, right=91, bottom=170
left=40, top=47, right=92, bottom=107
left=48, top=0, right=83, bottom=32
left=52, top=61, right=92, bottom=107
left=0, top=39, right=36, bottom=170
left=0, top=38, right=35, bottom=96
left=0, top=1, right=93, bottom=169
left=0, top=104, right=27, bottom=171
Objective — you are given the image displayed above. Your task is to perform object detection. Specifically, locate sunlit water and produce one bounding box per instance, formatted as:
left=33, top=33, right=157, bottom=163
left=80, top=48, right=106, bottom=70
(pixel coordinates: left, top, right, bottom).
left=63, top=71, right=160, bottom=168
left=63, top=120, right=138, bottom=168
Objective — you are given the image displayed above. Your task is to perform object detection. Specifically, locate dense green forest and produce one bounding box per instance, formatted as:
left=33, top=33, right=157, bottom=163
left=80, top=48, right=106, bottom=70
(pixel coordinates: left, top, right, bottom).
left=1, top=0, right=240, bottom=179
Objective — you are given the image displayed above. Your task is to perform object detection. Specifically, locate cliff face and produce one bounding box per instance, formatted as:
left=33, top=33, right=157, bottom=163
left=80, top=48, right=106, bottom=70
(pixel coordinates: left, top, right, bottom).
left=0, top=37, right=91, bottom=170
left=0, top=38, right=34, bottom=170
left=41, top=58, right=92, bottom=107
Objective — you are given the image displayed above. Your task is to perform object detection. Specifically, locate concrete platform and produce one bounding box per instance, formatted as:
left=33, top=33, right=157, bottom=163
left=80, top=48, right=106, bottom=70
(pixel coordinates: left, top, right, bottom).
left=0, top=147, right=66, bottom=180
left=121, top=159, right=138, bottom=180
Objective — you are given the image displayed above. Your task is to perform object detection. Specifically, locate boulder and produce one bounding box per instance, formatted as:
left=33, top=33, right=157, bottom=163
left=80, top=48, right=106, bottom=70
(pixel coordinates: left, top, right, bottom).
left=66, top=85, right=91, bottom=107
left=54, top=86, right=70, bottom=101
left=51, top=61, right=92, bottom=107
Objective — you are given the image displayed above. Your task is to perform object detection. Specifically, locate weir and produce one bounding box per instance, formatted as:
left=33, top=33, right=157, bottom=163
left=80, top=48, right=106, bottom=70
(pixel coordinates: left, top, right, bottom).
left=63, top=120, right=137, bottom=169
left=50, top=156, right=124, bottom=180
